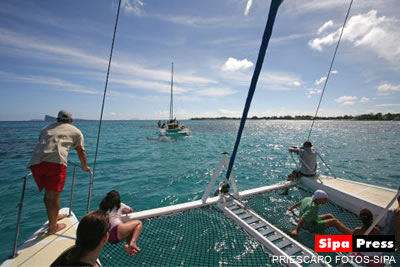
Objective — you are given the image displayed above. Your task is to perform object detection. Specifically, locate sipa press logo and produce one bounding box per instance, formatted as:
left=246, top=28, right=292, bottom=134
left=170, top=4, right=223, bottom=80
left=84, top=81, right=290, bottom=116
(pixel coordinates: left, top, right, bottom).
left=315, top=235, right=395, bottom=253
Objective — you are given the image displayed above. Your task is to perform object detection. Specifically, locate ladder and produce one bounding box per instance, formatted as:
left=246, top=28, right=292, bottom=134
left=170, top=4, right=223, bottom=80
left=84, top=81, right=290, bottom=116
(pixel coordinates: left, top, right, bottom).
left=217, top=198, right=331, bottom=267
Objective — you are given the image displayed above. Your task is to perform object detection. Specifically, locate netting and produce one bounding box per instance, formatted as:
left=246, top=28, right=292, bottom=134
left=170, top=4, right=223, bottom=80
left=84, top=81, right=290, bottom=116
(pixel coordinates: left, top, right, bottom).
left=244, top=186, right=400, bottom=266
left=100, top=206, right=274, bottom=266
left=100, top=186, right=400, bottom=266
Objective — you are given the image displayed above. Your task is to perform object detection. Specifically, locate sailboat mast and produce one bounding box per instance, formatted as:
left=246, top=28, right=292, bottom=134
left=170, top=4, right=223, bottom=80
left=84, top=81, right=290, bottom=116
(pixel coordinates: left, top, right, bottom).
left=170, top=62, right=174, bottom=121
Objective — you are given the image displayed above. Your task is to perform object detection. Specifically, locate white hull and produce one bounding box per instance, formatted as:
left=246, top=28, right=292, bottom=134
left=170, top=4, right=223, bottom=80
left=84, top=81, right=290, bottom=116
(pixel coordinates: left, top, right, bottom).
left=159, top=126, right=191, bottom=136
left=301, top=175, right=397, bottom=227
left=2, top=207, right=78, bottom=267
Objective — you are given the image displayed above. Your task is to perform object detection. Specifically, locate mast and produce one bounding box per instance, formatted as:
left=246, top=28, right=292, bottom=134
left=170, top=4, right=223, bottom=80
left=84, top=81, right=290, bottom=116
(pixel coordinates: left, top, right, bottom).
left=169, top=62, right=174, bottom=121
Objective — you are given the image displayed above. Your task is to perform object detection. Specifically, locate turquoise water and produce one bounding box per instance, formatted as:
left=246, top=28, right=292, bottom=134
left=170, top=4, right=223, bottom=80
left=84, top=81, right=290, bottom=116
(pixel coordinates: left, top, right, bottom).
left=0, top=120, right=399, bottom=262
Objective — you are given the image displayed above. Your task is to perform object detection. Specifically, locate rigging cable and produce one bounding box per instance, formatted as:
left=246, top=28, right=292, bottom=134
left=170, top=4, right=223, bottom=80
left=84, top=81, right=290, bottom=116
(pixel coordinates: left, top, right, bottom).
left=224, top=0, right=283, bottom=185
left=92, top=0, right=122, bottom=188
left=307, top=0, right=353, bottom=141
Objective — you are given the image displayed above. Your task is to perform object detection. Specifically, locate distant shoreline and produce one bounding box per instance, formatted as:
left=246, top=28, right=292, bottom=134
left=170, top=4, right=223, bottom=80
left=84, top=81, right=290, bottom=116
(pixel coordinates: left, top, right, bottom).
left=1, top=112, right=399, bottom=122
left=190, top=112, right=400, bottom=121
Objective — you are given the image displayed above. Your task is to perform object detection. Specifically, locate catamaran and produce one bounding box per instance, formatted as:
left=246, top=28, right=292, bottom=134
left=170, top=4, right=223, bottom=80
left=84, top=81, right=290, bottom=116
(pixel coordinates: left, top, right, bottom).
left=158, top=62, right=191, bottom=136
left=3, top=0, right=399, bottom=266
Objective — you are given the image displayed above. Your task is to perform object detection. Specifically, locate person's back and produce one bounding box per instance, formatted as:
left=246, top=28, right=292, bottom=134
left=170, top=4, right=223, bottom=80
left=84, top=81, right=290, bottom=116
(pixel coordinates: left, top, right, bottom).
left=299, top=197, right=320, bottom=230
left=298, top=143, right=317, bottom=176
left=28, top=122, right=84, bottom=167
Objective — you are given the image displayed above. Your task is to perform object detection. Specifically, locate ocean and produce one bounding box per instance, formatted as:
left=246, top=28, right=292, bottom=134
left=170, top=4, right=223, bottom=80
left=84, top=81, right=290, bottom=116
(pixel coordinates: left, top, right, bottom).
left=0, top=119, right=399, bottom=262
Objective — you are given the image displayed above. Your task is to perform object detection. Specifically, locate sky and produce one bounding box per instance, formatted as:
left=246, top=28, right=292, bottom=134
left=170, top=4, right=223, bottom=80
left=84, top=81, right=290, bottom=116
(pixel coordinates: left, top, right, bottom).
left=0, top=0, right=399, bottom=121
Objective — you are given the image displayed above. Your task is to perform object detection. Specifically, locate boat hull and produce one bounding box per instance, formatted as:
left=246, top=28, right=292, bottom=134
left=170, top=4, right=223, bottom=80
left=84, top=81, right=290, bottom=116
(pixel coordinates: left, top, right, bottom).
left=159, top=127, right=191, bottom=136
left=2, top=207, right=78, bottom=267
left=301, top=175, right=397, bottom=227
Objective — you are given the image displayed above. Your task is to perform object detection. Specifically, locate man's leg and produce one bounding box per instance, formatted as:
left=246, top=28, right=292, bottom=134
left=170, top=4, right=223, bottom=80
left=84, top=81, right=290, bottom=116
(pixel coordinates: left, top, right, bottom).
left=280, top=172, right=296, bottom=195
left=44, top=190, right=66, bottom=234
left=324, top=217, right=352, bottom=235
left=320, top=213, right=334, bottom=220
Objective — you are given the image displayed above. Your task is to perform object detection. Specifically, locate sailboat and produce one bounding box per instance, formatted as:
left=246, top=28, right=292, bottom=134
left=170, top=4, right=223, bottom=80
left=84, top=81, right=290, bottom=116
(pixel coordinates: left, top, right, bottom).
left=158, top=62, right=191, bottom=136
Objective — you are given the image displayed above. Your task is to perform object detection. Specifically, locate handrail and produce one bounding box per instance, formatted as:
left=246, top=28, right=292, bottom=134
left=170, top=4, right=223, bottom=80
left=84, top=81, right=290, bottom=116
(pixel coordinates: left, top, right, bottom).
left=67, top=161, right=94, bottom=213
left=11, top=173, right=31, bottom=259
left=10, top=162, right=92, bottom=259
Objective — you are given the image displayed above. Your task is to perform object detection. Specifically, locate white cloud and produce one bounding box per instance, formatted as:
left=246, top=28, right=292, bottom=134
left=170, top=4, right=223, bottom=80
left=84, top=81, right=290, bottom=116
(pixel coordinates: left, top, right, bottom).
left=258, top=71, right=302, bottom=90
left=308, top=10, right=400, bottom=66
left=0, top=71, right=99, bottom=95
left=335, top=96, right=358, bottom=105
left=318, top=20, right=334, bottom=34
left=244, top=0, right=253, bottom=16
left=360, top=97, right=369, bottom=103
left=306, top=88, right=322, bottom=98
left=377, top=83, right=400, bottom=95
left=196, top=88, right=237, bottom=97
left=222, top=57, right=254, bottom=72
left=121, top=0, right=144, bottom=15
left=315, top=76, right=326, bottom=85
left=292, top=81, right=302, bottom=87
left=315, top=70, right=337, bottom=85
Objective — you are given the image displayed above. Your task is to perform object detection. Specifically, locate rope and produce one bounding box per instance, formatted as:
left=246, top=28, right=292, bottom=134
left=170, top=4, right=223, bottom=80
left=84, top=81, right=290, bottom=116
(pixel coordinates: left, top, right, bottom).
left=225, top=0, right=283, bottom=182
left=92, top=0, right=122, bottom=186
left=316, top=152, right=337, bottom=178
left=307, top=0, right=353, bottom=141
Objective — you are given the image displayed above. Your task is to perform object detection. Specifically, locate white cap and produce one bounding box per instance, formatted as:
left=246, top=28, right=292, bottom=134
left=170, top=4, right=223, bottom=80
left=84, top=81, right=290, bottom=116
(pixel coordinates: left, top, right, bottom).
left=312, top=189, right=328, bottom=201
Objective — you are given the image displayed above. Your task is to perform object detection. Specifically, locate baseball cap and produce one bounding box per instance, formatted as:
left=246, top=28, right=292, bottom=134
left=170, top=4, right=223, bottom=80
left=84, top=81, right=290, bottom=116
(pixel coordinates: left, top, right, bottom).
left=57, top=110, right=72, bottom=120
left=312, top=189, right=328, bottom=201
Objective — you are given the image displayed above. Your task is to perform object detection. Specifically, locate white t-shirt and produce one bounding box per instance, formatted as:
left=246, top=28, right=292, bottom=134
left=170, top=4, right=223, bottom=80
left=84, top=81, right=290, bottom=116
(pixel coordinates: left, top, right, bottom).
left=27, top=122, right=84, bottom=167
left=297, top=146, right=317, bottom=175
left=107, top=202, right=132, bottom=229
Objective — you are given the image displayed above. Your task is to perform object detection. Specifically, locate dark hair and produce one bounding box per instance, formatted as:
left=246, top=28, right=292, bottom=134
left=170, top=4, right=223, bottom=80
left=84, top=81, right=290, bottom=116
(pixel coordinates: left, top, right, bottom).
left=99, top=190, right=121, bottom=212
left=359, top=209, right=373, bottom=229
left=57, top=118, right=70, bottom=123
left=303, top=141, right=312, bottom=148
left=67, top=210, right=110, bottom=264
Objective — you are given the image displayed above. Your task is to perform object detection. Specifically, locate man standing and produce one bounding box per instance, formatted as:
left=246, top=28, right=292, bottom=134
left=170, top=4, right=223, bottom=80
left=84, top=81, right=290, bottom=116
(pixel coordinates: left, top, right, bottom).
left=281, top=141, right=317, bottom=195
left=28, top=110, right=90, bottom=234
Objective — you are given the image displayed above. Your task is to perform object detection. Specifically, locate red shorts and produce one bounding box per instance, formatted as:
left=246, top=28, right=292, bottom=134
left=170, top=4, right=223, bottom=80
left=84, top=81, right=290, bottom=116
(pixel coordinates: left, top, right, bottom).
left=108, top=225, right=120, bottom=244
left=30, top=162, right=67, bottom=192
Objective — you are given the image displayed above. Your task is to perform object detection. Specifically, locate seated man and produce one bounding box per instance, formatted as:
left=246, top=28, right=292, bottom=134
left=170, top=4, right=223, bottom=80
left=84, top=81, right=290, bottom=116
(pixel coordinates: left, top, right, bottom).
left=288, top=190, right=352, bottom=236
left=281, top=141, right=317, bottom=195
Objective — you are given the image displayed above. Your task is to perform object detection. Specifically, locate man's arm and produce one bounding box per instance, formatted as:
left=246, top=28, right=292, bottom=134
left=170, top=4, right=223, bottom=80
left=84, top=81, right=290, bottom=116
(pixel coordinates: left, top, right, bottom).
left=291, top=217, right=304, bottom=236
left=288, top=202, right=300, bottom=211
left=75, top=145, right=90, bottom=171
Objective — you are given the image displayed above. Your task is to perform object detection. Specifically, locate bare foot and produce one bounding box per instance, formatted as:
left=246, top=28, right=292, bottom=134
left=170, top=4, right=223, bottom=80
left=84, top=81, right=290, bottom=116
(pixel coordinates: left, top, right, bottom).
left=48, top=223, right=66, bottom=235
left=57, top=214, right=67, bottom=221
left=129, top=241, right=141, bottom=253
left=123, top=244, right=138, bottom=256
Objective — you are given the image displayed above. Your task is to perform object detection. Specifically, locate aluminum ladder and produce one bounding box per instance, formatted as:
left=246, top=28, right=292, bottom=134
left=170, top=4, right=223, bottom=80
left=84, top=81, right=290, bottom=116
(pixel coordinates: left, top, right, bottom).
left=217, top=197, right=331, bottom=267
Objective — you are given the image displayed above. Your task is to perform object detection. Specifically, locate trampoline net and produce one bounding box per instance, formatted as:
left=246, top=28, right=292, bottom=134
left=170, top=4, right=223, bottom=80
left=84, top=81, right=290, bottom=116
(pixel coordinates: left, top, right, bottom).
left=100, top=206, right=273, bottom=266
left=100, top=185, right=400, bottom=266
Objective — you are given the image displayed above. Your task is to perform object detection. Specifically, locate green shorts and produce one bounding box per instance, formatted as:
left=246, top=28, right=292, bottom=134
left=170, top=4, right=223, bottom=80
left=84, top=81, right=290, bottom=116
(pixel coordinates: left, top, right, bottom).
left=304, top=215, right=325, bottom=234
